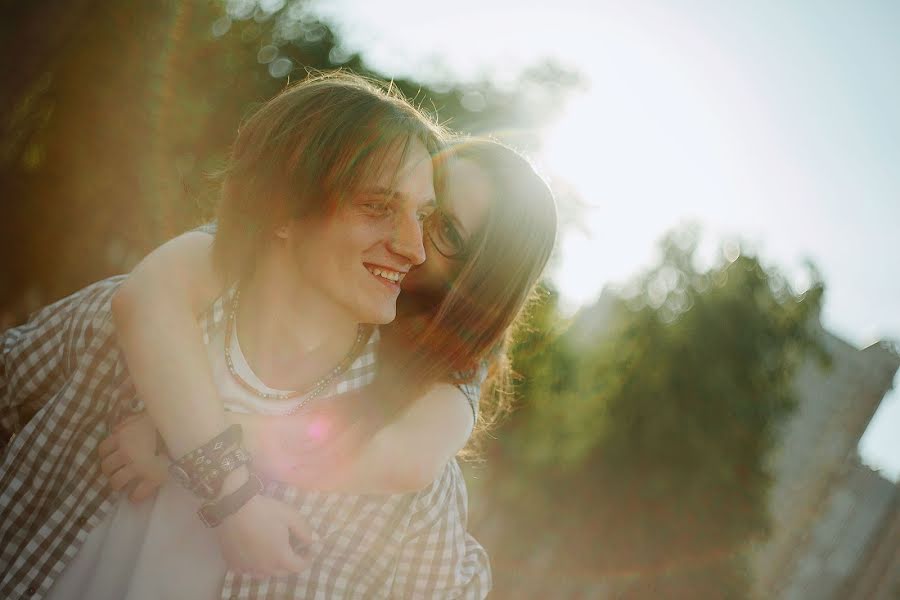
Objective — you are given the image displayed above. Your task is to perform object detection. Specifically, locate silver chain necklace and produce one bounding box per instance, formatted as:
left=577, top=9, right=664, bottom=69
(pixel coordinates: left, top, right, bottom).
left=223, top=289, right=370, bottom=414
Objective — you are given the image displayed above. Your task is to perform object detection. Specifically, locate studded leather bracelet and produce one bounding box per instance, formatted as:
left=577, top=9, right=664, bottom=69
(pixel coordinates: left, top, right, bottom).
left=191, top=446, right=253, bottom=499
left=197, top=472, right=264, bottom=527
left=168, top=425, right=244, bottom=499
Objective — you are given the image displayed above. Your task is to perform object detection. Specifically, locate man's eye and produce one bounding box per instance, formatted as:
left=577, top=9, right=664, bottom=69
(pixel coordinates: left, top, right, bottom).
left=361, top=201, right=391, bottom=214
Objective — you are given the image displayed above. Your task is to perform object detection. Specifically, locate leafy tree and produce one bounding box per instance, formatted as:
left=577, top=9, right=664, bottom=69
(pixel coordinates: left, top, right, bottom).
left=472, top=228, right=828, bottom=599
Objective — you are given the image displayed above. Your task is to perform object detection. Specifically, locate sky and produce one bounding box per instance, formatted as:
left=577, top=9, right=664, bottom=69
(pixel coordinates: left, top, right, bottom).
left=305, top=0, right=899, bottom=479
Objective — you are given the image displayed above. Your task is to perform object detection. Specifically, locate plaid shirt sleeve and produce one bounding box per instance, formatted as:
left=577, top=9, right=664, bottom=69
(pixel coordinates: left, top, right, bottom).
left=390, top=460, right=492, bottom=599
left=0, top=279, right=120, bottom=444
left=0, top=276, right=133, bottom=599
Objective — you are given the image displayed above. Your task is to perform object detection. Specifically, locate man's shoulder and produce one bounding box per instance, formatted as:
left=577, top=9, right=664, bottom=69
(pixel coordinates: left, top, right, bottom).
left=7, top=275, right=126, bottom=352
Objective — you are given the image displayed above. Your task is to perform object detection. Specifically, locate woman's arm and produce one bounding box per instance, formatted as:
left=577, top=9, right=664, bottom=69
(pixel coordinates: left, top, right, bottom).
left=103, top=384, right=474, bottom=499
left=238, top=383, right=475, bottom=493
left=111, top=231, right=314, bottom=577
left=337, top=383, right=474, bottom=492
left=111, top=231, right=229, bottom=458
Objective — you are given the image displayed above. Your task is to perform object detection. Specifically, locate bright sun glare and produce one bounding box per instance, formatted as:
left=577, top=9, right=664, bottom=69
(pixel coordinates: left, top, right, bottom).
left=311, top=0, right=900, bottom=479
left=537, top=36, right=782, bottom=310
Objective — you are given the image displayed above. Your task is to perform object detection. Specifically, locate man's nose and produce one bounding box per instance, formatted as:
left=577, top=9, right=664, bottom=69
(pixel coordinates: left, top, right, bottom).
left=389, top=209, right=427, bottom=266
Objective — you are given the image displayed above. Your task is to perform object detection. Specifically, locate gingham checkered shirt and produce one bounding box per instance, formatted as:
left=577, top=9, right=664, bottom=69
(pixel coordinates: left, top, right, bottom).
left=0, top=276, right=491, bottom=599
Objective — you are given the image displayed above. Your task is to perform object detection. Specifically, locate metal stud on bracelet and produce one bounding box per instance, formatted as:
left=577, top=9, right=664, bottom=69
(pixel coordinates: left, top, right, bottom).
left=169, top=424, right=242, bottom=494
left=191, top=447, right=254, bottom=500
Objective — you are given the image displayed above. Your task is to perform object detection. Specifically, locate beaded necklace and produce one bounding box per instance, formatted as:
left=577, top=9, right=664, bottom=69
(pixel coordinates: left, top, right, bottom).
left=223, top=289, right=370, bottom=414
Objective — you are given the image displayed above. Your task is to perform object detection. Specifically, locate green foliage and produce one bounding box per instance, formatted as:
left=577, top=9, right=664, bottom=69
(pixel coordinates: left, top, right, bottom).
left=0, top=0, right=577, bottom=319
left=477, top=227, right=827, bottom=598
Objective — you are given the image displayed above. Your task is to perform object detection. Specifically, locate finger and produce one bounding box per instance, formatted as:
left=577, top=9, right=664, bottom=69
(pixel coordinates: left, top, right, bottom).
left=280, top=547, right=307, bottom=573
left=248, top=570, right=273, bottom=581
left=128, top=479, right=161, bottom=504
left=221, top=543, right=256, bottom=576
left=109, top=465, right=137, bottom=491
left=100, top=451, right=130, bottom=477
left=222, top=551, right=247, bottom=575
left=286, top=526, right=315, bottom=572
left=97, top=435, right=118, bottom=459
left=147, top=458, right=171, bottom=481
left=287, top=528, right=311, bottom=556
left=237, top=561, right=274, bottom=580
left=270, top=568, right=293, bottom=579
left=114, top=412, right=143, bottom=430
left=287, top=511, right=318, bottom=546
left=123, top=478, right=141, bottom=499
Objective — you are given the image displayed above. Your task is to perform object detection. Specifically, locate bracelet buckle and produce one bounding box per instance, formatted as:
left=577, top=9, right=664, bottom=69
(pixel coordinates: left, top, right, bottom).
left=197, top=473, right=264, bottom=528
left=168, top=425, right=245, bottom=499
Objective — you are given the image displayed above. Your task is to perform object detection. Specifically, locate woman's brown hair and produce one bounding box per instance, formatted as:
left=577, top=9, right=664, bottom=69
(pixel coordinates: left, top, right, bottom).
left=356, top=137, right=558, bottom=448
left=212, top=71, right=445, bottom=283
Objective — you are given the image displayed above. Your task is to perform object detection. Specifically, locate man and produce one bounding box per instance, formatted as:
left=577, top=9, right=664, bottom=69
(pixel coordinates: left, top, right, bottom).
left=0, top=73, right=490, bottom=599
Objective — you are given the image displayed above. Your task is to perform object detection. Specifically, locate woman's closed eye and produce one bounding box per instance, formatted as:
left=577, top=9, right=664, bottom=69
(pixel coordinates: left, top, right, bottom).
left=439, top=215, right=463, bottom=246
left=416, top=205, right=436, bottom=224
left=426, top=212, right=466, bottom=258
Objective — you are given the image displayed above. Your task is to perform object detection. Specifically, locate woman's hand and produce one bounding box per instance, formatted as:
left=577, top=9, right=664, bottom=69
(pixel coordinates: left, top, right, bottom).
left=98, top=413, right=169, bottom=502
left=214, top=467, right=318, bottom=578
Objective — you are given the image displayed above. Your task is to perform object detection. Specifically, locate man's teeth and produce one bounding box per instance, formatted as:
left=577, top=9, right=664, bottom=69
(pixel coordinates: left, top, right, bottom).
left=367, top=266, right=403, bottom=283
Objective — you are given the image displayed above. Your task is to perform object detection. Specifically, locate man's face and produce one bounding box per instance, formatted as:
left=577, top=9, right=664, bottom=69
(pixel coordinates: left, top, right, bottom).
left=284, top=139, right=436, bottom=324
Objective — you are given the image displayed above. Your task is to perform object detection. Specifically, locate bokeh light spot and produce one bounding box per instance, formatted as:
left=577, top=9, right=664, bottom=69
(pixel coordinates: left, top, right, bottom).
left=258, top=0, right=286, bottom=15
left=460, top=90, right=486, bottom=112
left=268, top=57, right=293, bottom=78
left=211, top=16, right=232, bottom=37
left=257, top=44, right=278, bottom=64
left=723, top=240, right=741, bottom=263
left=329, top=46, right=352, bottom=65
left=307, top=416, right=331, bottom=442
left=225, top=0, right=255, bottom=20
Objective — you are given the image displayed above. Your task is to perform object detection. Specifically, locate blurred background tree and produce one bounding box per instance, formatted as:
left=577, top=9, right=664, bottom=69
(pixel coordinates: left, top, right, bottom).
left=0, top=0, right=575, bottom=321
left=0, top=1, right=831, bottom=597
left=469, top=229, right=827, bottom=598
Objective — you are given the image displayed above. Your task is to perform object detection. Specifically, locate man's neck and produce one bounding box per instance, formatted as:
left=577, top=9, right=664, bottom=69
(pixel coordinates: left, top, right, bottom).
left=235, top=263, right=359, bottom=391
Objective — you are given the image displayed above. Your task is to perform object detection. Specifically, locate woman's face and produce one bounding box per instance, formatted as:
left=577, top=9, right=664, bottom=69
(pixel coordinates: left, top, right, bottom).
left=401, top=157, right=491, bottom=300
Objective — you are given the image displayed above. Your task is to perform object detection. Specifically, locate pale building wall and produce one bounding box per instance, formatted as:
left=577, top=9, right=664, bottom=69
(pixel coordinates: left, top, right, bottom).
left=751, top=332, right=899, bottom=598
left=778, top=461, right=896, bottom=599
